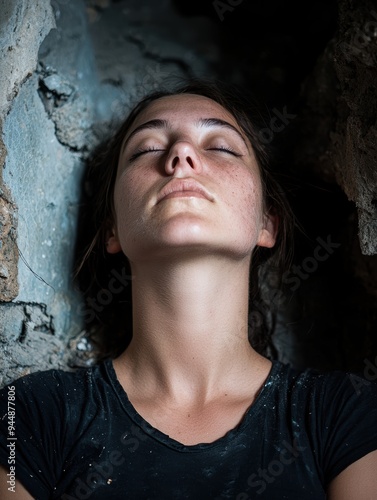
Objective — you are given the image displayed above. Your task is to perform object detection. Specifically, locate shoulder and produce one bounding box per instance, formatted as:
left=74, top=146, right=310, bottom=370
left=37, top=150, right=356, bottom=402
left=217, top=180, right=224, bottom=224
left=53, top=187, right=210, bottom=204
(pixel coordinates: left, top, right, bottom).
left=0, top=359, right=114, bottom=415
left=277, top=360, right=377, bottom=480
left=271, top=360, right=377, bottom=488
left=275, top=359, right=377, bottom=430
left=272, top=359, right=377, bottom=404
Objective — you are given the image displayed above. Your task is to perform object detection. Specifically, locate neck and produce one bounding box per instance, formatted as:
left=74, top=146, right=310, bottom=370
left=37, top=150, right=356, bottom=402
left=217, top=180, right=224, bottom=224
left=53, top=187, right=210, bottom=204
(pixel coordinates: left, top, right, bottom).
left=115, top=254, right=268, bottom=403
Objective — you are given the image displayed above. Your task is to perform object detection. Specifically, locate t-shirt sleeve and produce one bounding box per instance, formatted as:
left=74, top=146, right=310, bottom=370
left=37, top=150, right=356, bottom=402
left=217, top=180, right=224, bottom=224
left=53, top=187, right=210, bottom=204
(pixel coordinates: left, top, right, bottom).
left=319, top=368, right=377, bottom=486
left=0, top=370, right=70, bottom=499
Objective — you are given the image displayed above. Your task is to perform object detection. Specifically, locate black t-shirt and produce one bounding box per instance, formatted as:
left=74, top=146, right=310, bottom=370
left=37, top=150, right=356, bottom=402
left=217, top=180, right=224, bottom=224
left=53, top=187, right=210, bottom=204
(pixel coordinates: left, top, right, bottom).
left=1, top=358, right=377, bottom=499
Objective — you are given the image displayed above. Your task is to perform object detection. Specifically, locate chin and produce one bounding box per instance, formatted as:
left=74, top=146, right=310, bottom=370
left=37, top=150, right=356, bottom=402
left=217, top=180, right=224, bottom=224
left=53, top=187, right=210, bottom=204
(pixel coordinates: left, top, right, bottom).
left=123, top=223, right=215, bottom=261
left=122, top=216, right=257, bottom=261
left=125, top=234, right=255, bottom=264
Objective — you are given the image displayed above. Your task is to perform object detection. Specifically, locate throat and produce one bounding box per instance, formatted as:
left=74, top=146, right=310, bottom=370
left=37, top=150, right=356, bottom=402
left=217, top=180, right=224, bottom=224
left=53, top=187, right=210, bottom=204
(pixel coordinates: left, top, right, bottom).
left=129, top=257, right=253, bottom=379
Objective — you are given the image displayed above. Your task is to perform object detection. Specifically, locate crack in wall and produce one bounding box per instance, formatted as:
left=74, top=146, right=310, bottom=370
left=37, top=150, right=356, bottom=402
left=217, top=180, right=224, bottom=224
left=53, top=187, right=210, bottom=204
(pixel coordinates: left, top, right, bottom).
left=125, top=34, right=193, bottom=78
left=0, top=188, right=18, bottom=301
left=36, top=64, right=93, bottom=154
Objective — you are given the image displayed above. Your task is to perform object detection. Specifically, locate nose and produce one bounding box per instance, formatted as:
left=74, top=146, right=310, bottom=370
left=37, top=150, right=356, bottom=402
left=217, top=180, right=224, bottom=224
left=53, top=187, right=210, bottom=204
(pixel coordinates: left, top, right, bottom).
left=164, top=141, right=202, bottom=176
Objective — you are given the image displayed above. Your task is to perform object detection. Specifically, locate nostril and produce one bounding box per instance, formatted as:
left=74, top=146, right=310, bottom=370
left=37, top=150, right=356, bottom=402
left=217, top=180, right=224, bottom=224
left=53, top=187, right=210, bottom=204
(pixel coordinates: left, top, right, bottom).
left=170, top=155, right=195, bottom=169
left=186, top=157, right=194, bottom=168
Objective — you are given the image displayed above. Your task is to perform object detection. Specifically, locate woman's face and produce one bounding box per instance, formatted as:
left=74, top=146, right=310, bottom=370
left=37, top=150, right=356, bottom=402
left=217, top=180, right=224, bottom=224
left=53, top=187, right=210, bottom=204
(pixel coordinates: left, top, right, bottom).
left=107, top=94, right=277, bottom=263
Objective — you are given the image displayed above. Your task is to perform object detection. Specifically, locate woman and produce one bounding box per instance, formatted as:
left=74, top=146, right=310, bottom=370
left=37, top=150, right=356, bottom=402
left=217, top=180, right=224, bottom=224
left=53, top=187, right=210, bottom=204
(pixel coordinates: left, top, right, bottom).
left=0, top=80, right=376, bottom=499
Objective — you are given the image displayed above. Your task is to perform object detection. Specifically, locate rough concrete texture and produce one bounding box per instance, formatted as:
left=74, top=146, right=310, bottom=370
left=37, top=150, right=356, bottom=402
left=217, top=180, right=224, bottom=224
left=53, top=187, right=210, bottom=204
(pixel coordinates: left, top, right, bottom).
left=0, top=303, right=71, bottom=387
left=0, top=0, right=55, bottom=302
left=3, top=74, right=84, bottom=337
left=0, top=301, right=99, bottom=387
left=280, top=0, right=377, bottom=372
left=333, top=0, right=377, bottom=256
left=294, top=0, right=377, bottom=256
left=0, top=186, right=18, bottom=301
left=0, top=0, right=55, bottom=117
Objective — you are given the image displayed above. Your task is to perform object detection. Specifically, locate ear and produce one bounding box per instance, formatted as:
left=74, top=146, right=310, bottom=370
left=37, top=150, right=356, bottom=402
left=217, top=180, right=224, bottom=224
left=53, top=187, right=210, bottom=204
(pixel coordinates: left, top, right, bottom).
left=256, top=211, right=279, bottom=249
left=105, top=225, right=122, bottom=254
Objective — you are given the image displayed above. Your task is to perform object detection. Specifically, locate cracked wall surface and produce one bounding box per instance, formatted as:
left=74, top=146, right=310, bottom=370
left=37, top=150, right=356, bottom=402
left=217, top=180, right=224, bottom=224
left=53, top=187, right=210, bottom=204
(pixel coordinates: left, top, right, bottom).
left=0, top=188, right=18, bottom=301
left=0, top=0, right=56, bottom=304
left=280, top=0, right=377, bottom=371
left=294, top=0, right=377, bottom=256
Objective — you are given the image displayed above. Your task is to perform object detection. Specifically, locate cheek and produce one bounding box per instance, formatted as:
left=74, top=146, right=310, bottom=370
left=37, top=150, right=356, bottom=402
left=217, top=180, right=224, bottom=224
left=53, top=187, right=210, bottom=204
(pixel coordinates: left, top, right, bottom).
left=113, top=171, right=147, bottom=242
left=223, top=168, right=264, bottom=228
left=115, top=169, right=147, bottom=213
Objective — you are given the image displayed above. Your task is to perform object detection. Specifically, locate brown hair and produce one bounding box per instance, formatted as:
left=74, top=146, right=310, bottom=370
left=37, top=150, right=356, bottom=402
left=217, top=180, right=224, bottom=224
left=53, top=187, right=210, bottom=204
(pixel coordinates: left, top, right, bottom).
left=74, top=78, right=294, bottom=361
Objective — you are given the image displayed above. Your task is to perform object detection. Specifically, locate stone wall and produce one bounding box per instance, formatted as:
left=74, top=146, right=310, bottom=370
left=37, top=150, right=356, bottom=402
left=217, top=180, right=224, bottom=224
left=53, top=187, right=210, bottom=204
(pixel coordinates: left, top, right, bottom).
left=281, top=0, right=377, bottom=371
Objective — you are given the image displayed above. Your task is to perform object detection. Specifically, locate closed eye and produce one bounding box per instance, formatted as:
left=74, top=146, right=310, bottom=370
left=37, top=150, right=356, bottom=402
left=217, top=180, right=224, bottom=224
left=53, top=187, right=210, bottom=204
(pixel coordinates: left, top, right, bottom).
left=128, top=146, right=243, bottom=162
left=128, top=147, right=166, bottom=162
left=207, top=147, right=243, bottom=157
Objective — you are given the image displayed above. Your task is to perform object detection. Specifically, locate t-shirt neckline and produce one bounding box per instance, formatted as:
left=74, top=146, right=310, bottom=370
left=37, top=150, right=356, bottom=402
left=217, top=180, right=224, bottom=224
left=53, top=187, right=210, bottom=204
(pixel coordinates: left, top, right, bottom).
left=104, top=357, right=283, bottom=452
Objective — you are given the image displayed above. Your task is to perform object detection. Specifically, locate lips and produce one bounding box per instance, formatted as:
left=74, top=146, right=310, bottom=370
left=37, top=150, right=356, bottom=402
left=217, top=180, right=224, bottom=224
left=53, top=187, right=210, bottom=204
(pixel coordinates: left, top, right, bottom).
left=156, top=178, right=214, bottom=204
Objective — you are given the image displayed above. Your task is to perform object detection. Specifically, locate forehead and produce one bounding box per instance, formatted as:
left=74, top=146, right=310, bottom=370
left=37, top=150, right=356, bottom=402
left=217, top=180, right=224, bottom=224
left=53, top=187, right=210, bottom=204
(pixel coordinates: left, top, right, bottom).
left=129, top=94, right=242, bottom=132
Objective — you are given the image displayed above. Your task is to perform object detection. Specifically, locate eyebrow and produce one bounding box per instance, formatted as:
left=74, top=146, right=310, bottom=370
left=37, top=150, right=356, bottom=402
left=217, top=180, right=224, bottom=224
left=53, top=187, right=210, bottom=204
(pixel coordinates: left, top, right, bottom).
left=121, top=119, right=170, bottom=153
left=197, top=118, right=248, bottom=148
left=121, top=117, right=248, bottom=154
